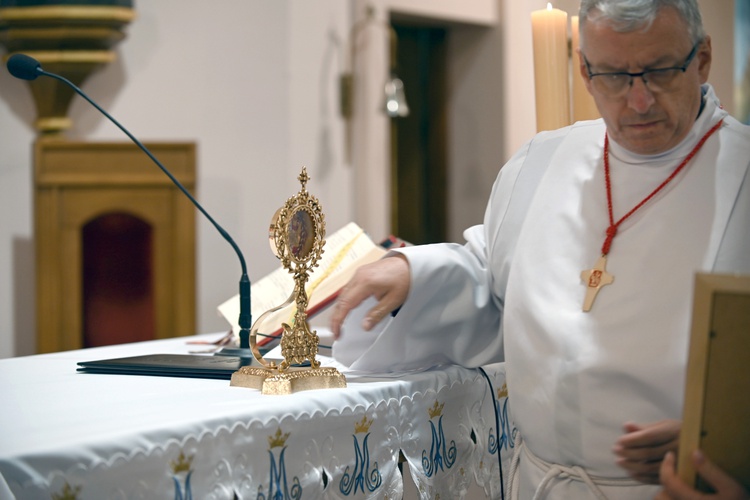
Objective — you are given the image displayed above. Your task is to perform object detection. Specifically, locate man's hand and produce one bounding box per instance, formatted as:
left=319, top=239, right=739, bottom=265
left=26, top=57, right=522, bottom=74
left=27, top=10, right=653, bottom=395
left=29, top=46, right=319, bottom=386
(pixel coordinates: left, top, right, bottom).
left=613, top=419, right=681, bottom=484
left=656, top=450, right=749, bottom=499
left=330, top=254, right=411, bottom=339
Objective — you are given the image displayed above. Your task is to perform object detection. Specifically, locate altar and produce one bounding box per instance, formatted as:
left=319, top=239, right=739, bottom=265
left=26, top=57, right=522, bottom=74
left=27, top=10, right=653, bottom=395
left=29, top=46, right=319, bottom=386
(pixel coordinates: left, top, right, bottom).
left=0, top=333, right=514, bottom=499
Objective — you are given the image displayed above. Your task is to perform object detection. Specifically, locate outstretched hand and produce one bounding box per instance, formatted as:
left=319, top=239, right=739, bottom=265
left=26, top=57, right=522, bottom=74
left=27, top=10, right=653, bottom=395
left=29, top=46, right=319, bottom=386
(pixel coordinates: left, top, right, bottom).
left=613, top=419, right=681, bottom=484
left=656, top=450, right=749, bottom=499
left=330, top=254, right=411, bottom=339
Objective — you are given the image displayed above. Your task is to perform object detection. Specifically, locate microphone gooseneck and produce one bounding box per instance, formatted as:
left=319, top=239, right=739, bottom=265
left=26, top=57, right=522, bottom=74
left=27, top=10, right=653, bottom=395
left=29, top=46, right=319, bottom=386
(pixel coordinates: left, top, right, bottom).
left=6, top=53, right=254, bottom=353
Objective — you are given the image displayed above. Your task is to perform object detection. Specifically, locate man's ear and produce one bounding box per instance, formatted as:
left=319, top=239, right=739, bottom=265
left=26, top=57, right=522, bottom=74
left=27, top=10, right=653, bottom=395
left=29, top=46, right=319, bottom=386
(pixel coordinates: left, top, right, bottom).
left=697, top=36, right=712, bottom=84
left=577, top=49, right=594, bottom=95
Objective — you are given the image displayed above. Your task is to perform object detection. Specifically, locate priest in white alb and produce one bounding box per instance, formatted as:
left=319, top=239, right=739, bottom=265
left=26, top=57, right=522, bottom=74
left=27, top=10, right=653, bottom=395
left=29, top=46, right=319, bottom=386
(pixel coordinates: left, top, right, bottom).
left=330, top=0, right=750, bottom=498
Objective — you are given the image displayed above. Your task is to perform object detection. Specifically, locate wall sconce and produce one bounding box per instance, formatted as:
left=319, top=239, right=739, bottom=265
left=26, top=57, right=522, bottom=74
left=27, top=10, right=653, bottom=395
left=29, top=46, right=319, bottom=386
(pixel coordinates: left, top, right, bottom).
left=383, top=25, right=409, bottom=118
left=339, top=5, right=409, bottom=121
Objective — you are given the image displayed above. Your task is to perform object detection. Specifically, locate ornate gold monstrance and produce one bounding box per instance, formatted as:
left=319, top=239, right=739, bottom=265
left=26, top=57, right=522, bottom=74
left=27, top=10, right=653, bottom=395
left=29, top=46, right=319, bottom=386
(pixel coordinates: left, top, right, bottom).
left=230, top=167, right=347, bottom=395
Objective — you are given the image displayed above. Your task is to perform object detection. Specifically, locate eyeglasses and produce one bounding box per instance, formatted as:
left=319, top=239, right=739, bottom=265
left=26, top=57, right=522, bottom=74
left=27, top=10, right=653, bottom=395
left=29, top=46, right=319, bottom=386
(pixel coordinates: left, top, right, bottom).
left=583, top=42, right=700, bottom=98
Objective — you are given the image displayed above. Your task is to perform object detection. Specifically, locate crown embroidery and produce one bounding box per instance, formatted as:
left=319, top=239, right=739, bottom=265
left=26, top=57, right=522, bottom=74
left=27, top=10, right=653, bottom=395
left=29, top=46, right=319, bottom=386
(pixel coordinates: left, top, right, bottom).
left=51, top=483, right=81, bottom=500
left=428, top=400, right=444, bottom=419
left=497, top=383, right=508, bottom=399
left=268, top=427, right=291, bottom=449
left=354, top=415, right=373, bottom=434
left=170, top=451, right=194, bottom=474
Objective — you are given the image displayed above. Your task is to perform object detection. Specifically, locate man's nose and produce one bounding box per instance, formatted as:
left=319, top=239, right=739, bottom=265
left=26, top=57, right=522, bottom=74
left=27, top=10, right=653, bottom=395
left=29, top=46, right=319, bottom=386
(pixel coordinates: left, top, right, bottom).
left=625, top=76, right=656, bottom=113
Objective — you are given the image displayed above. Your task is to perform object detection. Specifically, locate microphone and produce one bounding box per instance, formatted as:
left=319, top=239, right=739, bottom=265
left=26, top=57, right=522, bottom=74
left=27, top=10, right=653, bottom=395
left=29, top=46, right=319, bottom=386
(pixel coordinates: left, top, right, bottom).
left=7, top=53, right=41, bottom=81
left=7, top=53, right=255, bottom=360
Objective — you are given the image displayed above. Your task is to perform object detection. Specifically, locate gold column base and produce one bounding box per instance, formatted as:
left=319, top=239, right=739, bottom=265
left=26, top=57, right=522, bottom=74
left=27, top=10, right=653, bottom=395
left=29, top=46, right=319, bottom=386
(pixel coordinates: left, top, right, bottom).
left=0, top=5, right=135, bottom=135
left=230, top=366, right=347, bottom=395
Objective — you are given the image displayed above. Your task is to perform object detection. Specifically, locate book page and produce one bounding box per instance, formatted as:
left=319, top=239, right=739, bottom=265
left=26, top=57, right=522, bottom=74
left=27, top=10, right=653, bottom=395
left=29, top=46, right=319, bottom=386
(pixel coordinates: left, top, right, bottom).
left=217, top=222, right=386, bottom=344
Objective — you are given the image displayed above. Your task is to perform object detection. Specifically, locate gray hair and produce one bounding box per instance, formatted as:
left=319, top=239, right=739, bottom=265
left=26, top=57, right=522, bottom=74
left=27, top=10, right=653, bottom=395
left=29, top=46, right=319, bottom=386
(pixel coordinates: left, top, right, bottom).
left=579, top=0, right=705, bottom=46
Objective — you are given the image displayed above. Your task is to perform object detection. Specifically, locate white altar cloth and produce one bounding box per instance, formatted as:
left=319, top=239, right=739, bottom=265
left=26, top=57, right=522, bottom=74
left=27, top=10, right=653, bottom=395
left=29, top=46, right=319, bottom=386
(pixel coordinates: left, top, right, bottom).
left=0, top=334, right=514, bottom=499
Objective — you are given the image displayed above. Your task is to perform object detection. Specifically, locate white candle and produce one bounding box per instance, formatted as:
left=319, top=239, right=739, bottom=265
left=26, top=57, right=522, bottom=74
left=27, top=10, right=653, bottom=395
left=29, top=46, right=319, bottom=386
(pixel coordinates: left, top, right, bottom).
left=571, top=15, right=600, bottom=122
left=531, top=3, right=570, bottom=132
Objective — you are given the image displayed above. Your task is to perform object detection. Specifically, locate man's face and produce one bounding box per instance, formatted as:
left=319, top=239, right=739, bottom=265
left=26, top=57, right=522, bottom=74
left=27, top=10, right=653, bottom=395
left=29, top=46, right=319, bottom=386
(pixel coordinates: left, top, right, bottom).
left=579, top=7, right=711, bottom=155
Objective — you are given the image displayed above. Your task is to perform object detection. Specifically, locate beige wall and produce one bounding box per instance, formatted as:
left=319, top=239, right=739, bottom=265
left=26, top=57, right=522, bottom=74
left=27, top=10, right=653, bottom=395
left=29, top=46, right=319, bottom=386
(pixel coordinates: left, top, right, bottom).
left=0, top=0, right=739, bottom=357
left=699, top=0, right=735, bottom=114
left=0, top=1, right=353, bottom=357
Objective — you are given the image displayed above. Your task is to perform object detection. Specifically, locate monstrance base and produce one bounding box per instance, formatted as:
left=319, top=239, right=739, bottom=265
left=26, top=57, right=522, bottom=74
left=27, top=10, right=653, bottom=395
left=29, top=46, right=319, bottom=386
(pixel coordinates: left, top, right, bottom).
left=230, top=366, right=346, bottom=395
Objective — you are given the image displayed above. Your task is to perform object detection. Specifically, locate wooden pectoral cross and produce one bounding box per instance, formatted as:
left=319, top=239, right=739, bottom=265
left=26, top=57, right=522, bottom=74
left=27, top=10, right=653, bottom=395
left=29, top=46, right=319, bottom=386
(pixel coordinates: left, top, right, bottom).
left=580, top=255, right=614, bottom=312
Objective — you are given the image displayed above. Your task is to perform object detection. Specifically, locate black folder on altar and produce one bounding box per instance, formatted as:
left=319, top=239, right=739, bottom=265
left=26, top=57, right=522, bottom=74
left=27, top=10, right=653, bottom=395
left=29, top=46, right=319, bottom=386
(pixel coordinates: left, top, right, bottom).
left=77, top=354, right=250, bottom=380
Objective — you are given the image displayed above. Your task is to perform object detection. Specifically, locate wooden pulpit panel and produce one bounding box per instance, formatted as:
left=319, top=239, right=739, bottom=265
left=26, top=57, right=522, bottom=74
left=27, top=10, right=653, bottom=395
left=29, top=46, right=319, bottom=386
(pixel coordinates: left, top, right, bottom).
left=35, top=140, right=196, bottom=352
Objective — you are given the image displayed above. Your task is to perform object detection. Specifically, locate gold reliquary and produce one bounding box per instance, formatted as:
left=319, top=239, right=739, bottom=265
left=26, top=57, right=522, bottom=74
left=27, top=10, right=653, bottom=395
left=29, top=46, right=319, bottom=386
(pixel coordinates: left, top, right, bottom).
left=230, top=167, right=347, bottom=395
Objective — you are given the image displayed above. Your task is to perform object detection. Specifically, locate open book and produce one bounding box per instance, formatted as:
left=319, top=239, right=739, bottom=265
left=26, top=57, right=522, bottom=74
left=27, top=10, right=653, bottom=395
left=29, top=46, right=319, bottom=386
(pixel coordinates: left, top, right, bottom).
left=217, top=222, right=391, bottom=347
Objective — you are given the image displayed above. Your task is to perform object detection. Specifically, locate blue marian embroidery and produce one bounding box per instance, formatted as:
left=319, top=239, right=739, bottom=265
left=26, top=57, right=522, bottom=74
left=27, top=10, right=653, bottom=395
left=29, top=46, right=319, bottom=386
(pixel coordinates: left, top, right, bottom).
left=422, top=401, right=456, bottom=478
left=340, top=415, right=383, bottom=495
left=170, top=451, right=194, bottom=500
left=488, top=385, right=517, bottom=456
left=257, top=428, right=302, bottom=500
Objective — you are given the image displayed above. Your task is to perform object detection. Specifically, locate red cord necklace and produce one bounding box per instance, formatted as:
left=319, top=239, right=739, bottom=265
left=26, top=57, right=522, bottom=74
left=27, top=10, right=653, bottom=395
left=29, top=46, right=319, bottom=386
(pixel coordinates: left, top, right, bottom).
left=580, top=119, right=723, bottom=312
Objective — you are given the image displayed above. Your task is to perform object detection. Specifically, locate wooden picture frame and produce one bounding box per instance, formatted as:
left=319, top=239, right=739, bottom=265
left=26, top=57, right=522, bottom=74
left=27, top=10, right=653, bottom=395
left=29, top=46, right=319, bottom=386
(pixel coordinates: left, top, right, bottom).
left=678, top=272, right=750, bottom=492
